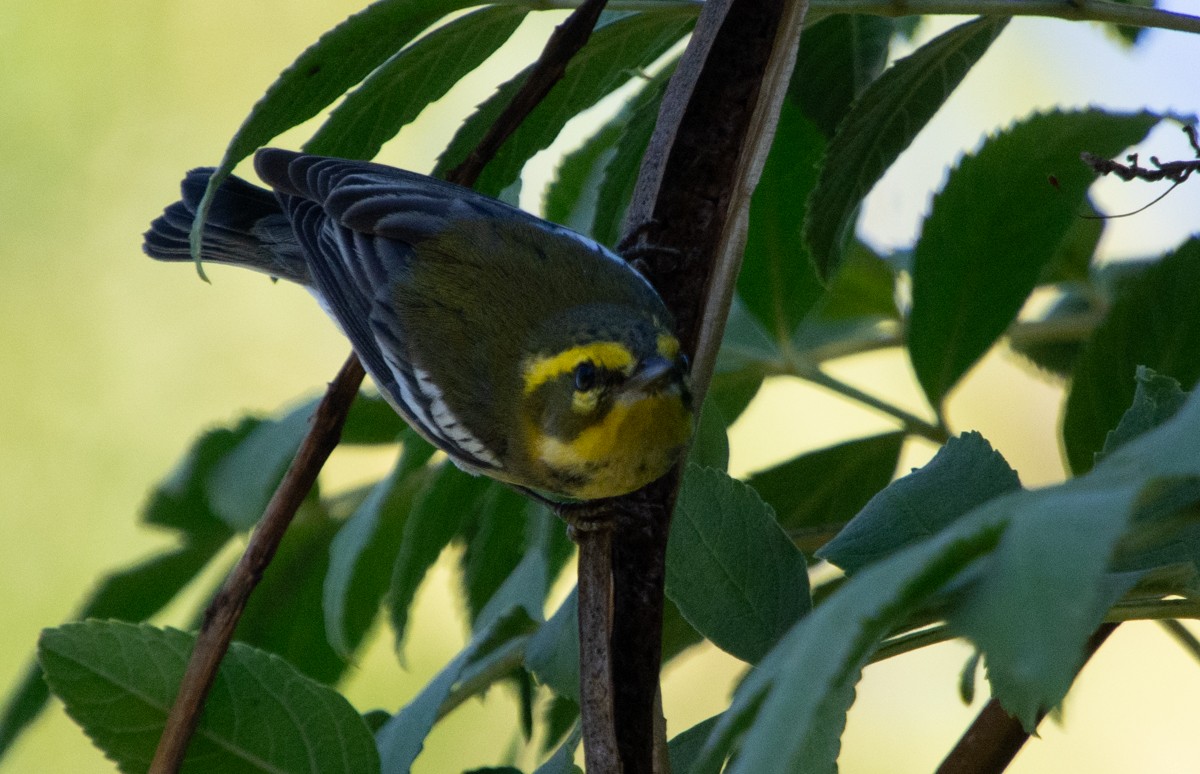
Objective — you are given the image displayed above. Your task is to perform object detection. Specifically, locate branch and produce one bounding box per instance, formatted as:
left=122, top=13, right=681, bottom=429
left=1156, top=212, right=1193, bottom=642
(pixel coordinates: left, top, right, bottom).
left=577, top=527, right=622, bottom=772
left=936, top=622, right=1118, bottom=774
left=605, top=0, right=809, bottom=770
left=149, top=2, right=612, bottom=770
left=797, top=366, right=951, bottom=443
left=148, top=354, right=366, bottom=774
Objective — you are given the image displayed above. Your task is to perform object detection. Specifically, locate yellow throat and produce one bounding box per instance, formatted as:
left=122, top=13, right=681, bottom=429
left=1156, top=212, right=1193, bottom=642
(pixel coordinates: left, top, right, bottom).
left=534, top=388, right=693, bottom=500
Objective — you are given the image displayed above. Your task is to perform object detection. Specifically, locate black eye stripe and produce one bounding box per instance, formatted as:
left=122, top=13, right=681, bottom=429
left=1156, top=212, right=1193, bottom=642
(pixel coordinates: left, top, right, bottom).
left=574, top=361, right=597, bottom=392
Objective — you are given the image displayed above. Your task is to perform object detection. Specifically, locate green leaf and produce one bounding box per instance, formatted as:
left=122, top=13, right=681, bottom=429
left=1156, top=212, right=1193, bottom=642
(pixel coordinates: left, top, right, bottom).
left=660, top=594, right=704, bottom=665
left=543, top=117, right=627, bottom=235
left=144, top=420, right=260, bottom=535
left=539, top=697, right=580, bottom=757
left=328, top=434, right=436, bottom=652
left=666, top=465, right=810, bottom=664
left=945, top=385, right=1200, bottom=728
left=1063, top=238, right=1200, bottom=473
left=0, top=664, right=49, bottom=762
left=39, top=622, right=379, bottom=774
left=803, top=239, right=899, bottom=324
left=389, top=461, right=491, bottom=648
left=788, top=14, right=893, bottom=138
left=1101, top=367, right=1189, bottom=458
left=791, top=259, right=901, bottom=361
left=325, top=434, right=435, bottom=656
left=1007, top=288, right=1096, bottom=379
left=709, top=297, right=776, bottom=423
left=305, top=6, right=528, bottom=159
left=692, top=509, right=1005, bottom=774
left=1099, top=373, right=1200, bottom=481
left=908, top=109, right=1159, bottom=407
left=1039, top=197, right=1105, bottom=285
left=376, top=609, right=536, bottom=773
left=340, top=393, right=411, bottom=445
left=668, top=714, right=723, bottom=774
left=805, top=16, right=1009, bottom=279
left=716, top=296, right=781, bottom=373
left=208, top=401, right=317, bottom=531
left=737, top=103, right=826, bottom=342
left=1113, top=478, right=1200, bottom=574
left=473, top=521, right=551, bottom=632
left=707, top=366, right=765, bottom=428
left=525, top=590, right=579, bottom=701
left=435, top=11, right=694, bottom=197
left=1099, top=372, right=1200, bottom=574
left=234, top=501, right=348, bottom=684
left=747, top=432, right=904, bottom=553
left=592, top=62, right=676, bottom=246
left=687, top=398, right=730, bottom=472
left=191, top=0, right=480, bottom=265
left=0, top=530, right=230, bottom=758
left=947, top=479, right=1142, bottom=730
left=532, top=723, right=582, bottom=774
left=819, top=432, right=1020, bottom=574
left=460, top=485, right=532, bottom=624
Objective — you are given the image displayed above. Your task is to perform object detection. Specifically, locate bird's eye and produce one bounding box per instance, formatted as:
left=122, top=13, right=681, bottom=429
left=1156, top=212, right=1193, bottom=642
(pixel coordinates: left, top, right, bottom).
left=574, top=361, right=597, bottom=392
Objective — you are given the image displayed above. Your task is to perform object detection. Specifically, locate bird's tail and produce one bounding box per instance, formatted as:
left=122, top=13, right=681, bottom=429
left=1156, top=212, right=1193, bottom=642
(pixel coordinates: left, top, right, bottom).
left=142, top=168, right=311, bottom=285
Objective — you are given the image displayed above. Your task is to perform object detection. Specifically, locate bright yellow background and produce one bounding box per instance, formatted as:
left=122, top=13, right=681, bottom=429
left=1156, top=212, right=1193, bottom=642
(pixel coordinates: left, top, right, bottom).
left=2, top=2, right=1200, bottom=772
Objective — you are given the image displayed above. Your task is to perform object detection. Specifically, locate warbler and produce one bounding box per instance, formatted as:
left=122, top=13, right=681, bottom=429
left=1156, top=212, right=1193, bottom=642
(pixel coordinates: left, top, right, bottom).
left=144, top=148, right=693, bottom=500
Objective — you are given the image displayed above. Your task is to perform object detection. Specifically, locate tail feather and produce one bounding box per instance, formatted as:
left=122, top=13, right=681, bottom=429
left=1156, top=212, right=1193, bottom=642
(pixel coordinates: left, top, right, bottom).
left=143, top=168, right=310, bottom=285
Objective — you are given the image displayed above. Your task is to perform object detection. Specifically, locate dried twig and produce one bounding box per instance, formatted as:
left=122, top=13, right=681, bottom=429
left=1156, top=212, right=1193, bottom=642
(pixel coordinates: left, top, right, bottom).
left=1082, top=124, right=1200, bottom=184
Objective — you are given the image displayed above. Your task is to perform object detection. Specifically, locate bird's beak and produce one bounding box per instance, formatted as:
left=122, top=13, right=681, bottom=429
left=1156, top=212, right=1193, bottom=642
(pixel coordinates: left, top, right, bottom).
left=623, top=355, right=678, bottom=396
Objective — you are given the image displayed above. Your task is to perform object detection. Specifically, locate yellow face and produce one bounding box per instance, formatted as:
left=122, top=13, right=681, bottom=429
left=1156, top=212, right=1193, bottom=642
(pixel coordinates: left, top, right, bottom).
left=520, top=336, right=693, bottom=499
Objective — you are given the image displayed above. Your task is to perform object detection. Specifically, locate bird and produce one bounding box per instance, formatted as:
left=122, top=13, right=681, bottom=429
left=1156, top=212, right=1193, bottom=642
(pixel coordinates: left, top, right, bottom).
left=144, top=148, right=693, bottom=501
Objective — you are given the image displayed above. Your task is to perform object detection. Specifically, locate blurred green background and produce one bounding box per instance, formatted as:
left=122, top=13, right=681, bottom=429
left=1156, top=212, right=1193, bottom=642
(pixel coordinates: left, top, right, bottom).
left=3, top=1, right=1200, bottom=772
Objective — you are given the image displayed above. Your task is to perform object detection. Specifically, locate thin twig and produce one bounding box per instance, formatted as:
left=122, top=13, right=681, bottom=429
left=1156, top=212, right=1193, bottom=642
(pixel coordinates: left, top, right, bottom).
left=872, top=624, right=956, bottom=663
left=937, top=622, right=1118, bottom=774
left=1158, top=619, right=1200, bottom=663
left=1083, top=124, right=1199, bottom=184
left=149, top=354, right=366, bottom=774
left=436, top=638, right=528, bottom=722
left=798, top=366, right=951, bottom=444
left=149, top=2, right=612, bottom=768
left=447, top=0, right=610, bottom=185
left=871, top=593, right=1200, bottom=665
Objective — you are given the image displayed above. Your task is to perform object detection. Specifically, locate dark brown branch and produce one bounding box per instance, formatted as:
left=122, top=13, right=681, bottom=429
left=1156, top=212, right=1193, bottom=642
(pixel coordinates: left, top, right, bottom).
left=577, top=527, right=622, bottom=773
left=937, top=622, right=1119, bottom=774
left=609, top=0, right=806, bottom=770
left=149, top=354, right=366, bottom=774
left=149, top=3, right=612, bottom=770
